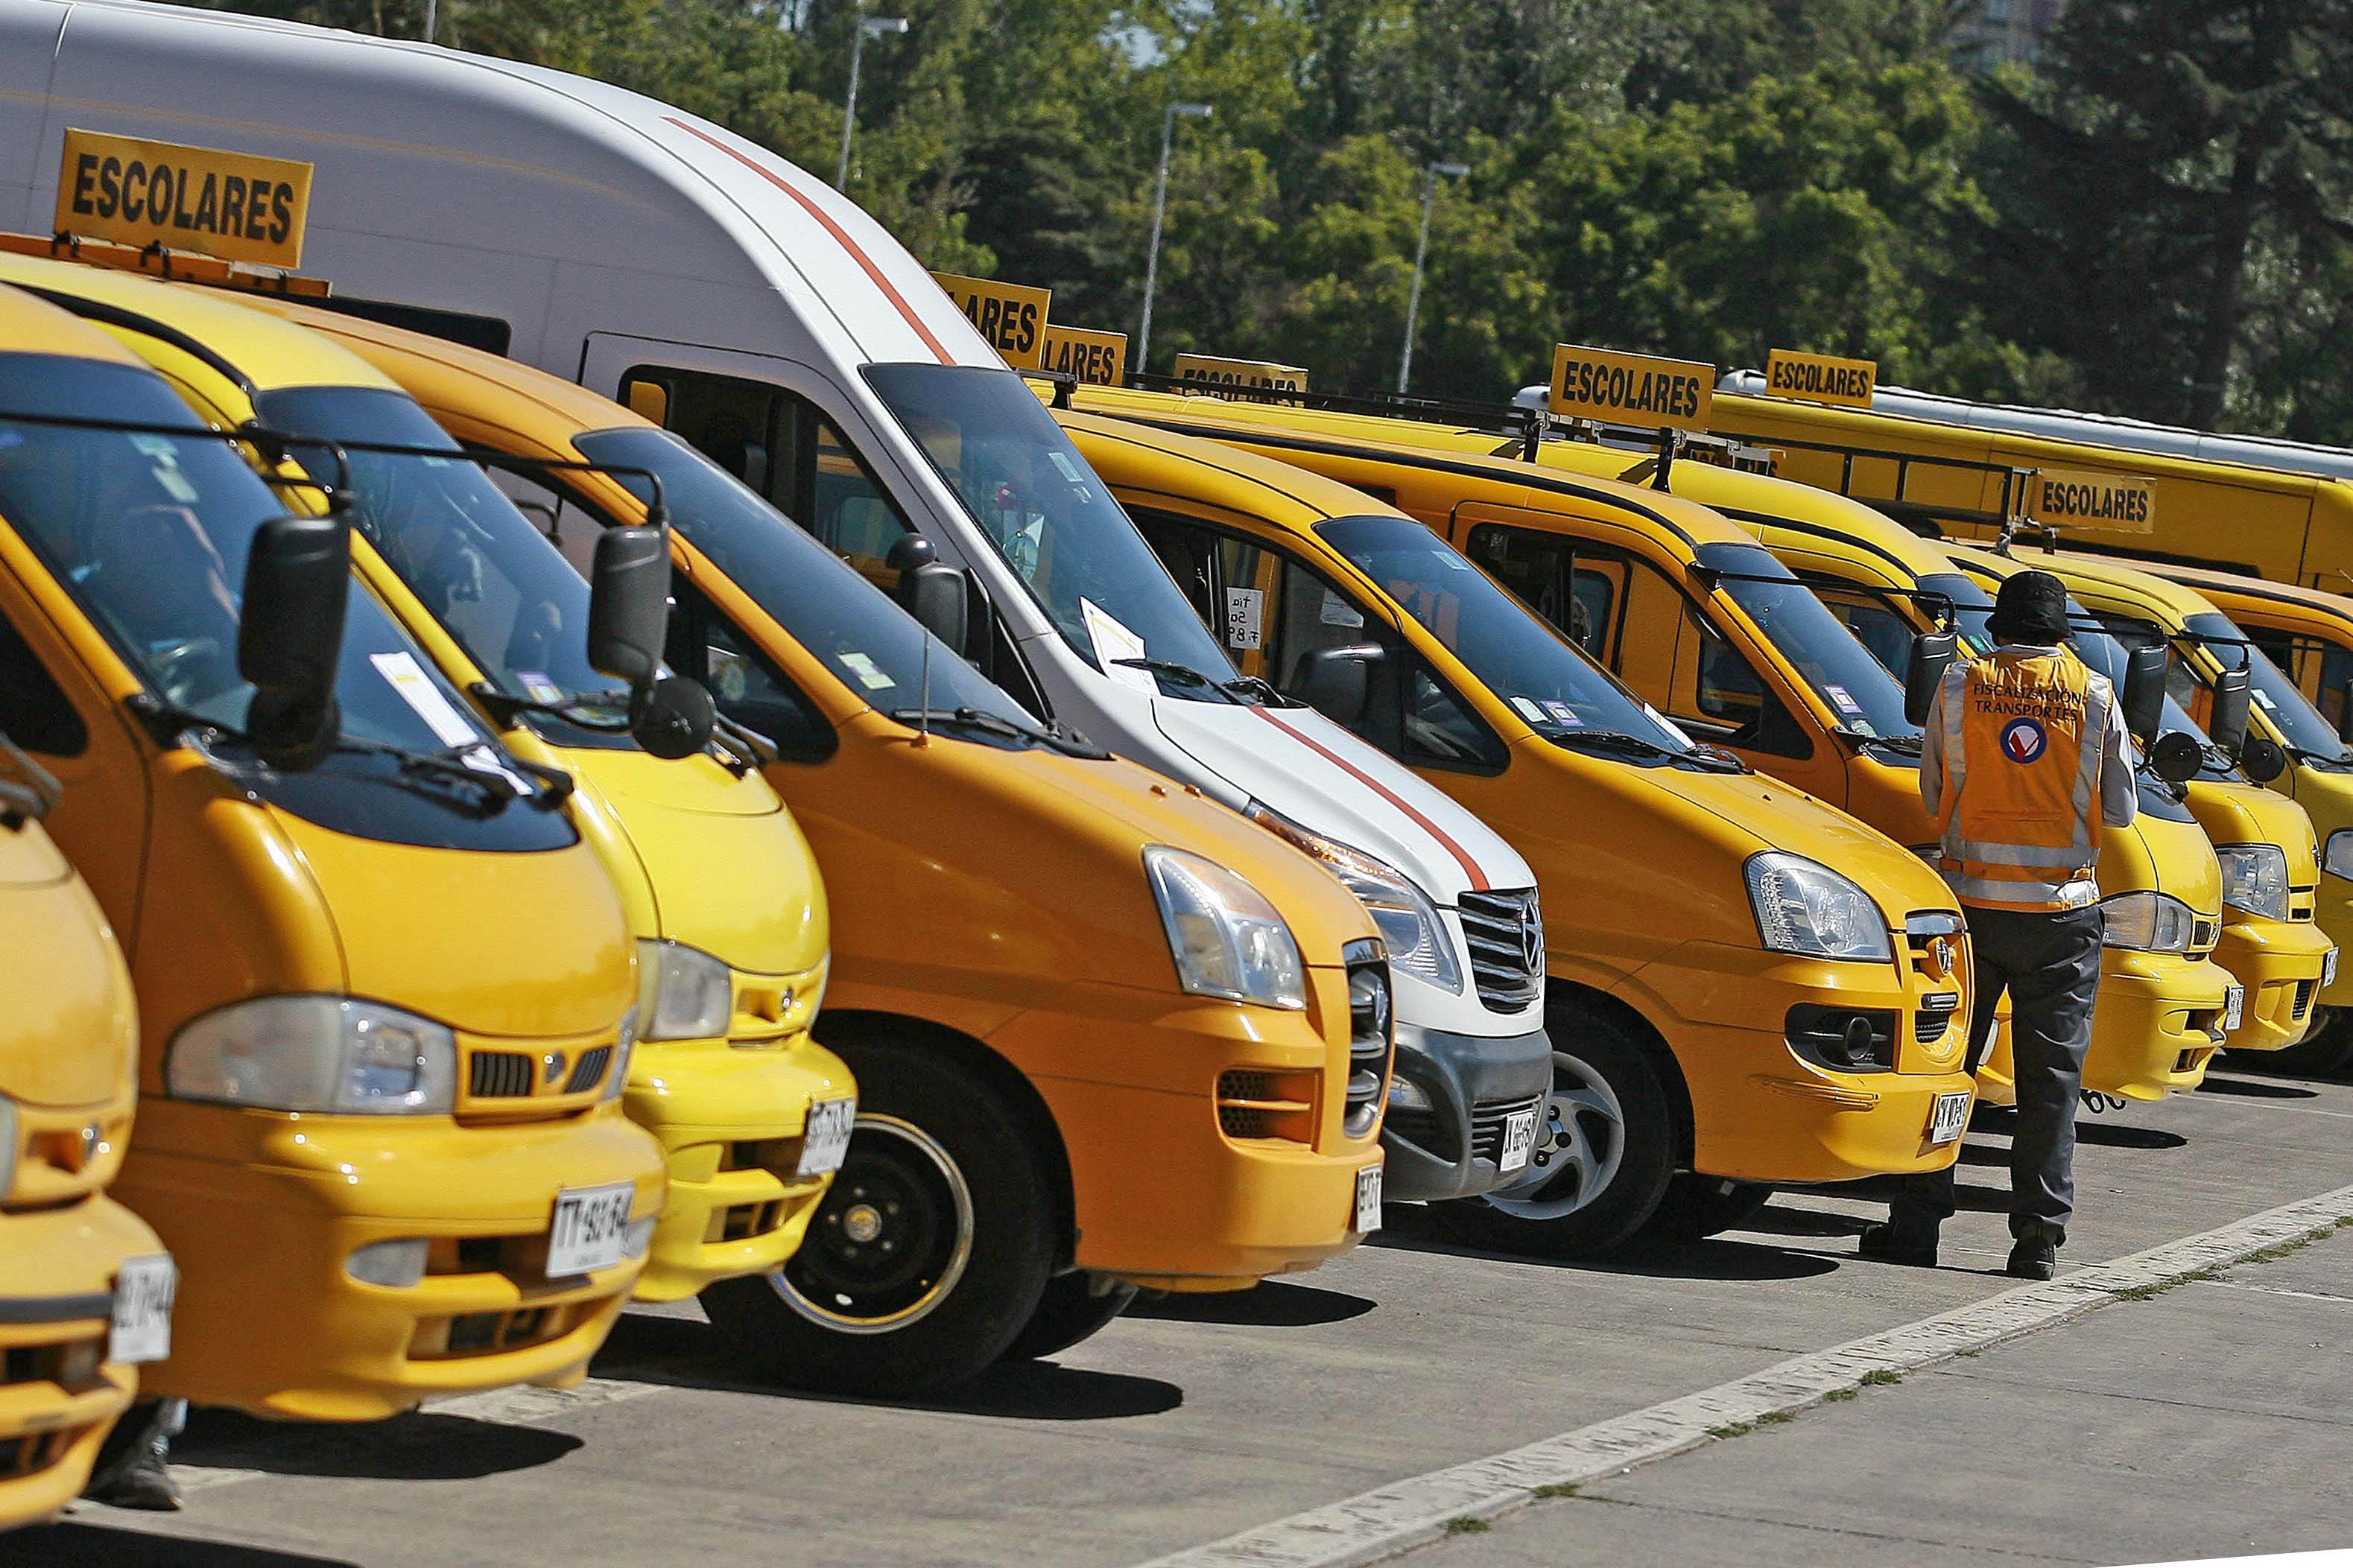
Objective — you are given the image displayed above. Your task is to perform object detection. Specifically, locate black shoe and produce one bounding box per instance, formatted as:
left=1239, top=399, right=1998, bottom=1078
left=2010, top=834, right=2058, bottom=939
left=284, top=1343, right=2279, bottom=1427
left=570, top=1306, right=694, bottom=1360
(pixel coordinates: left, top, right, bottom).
left=2006, top=1237, right=2058, bottom=1280
left=83, top=1446, right=182, bottom=1511
left=1858, top=1222, right=1939, bottom=1268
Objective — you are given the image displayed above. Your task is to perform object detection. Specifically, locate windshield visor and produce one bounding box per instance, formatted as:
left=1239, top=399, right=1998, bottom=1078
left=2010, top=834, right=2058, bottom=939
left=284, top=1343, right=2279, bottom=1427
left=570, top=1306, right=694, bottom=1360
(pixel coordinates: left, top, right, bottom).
left=861, top=364, right=1237, bottom=698
left=1699, top=542, right=1914, bottom=740
left=1316, top=514, right=1691, bottom=753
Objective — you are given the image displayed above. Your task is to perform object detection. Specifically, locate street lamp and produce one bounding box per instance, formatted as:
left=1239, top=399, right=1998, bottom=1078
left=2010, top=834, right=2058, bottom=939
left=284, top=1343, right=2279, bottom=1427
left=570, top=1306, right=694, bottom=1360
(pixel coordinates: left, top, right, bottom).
left=1137, top=101, right=1212, bottom=377
left=836, top=9, right=909, bottom=188
left=1396, top=159, right=1469, bottom=395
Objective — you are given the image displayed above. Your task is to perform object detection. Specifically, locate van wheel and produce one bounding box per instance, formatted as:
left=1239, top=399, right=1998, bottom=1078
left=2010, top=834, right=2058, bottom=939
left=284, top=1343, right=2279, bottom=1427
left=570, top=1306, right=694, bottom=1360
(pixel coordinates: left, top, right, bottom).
left=1634, top=1174, right=1776, bottom=1245
left=700, top=1040, right=1054, bottom=1398
left=2230, top=1009, right=2353, bottom=1076
left=1001, top=1272, right=1139, bottom=1363
left=1427, top=1004, right=1676, bottom=1257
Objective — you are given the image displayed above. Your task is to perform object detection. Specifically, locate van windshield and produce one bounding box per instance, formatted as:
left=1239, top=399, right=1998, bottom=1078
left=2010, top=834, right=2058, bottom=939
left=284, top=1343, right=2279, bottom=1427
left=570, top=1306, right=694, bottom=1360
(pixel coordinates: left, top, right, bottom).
left=2058, top=604, right=2235, bottom=781
left=573, top=426, right=1040, bottom=733
left=1314, top=514, right=1698, bottom=761
left=1698, top=542, right=1916, bottom=741
left=0, top=355, right=569, bottom=850
left=254, top=385, right=634, bottom=751
left=861, top=364, right=1240, bottom=699
left=2183, top=609, right=2349, bottom=762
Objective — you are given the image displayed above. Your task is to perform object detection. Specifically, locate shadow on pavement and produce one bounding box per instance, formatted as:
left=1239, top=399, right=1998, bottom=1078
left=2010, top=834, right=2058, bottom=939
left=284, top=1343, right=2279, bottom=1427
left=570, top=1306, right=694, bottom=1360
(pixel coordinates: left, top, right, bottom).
left=1126, top=1279, right=1375, bottom=1327
left=1744, top=1204, right=1871, bottom=1240
left=172, top=1408, right=580, bottom=1480
left=2197, top=1074, right=2322, bottom=1101
left=2075, top=1121, right=2190, bottom=1149
left=1957, top=1142, right=2012, bottom=1168
left=1366, top=1218, right=1840, bottom=1282
left=589, top=1313, right=1182, bottom=1421
left=0, top=1522, right=358, bottom=1566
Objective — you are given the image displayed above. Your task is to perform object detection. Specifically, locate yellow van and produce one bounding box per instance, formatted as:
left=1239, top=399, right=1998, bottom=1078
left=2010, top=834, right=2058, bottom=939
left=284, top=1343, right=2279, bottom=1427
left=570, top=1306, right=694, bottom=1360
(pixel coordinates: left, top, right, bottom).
left=3, top=255, right=855, bottom=1308
left=0, top=742, right=170, bottom=1526
left=0, top=288, right=662, bottom=1420
left=1056, top=410, right=1978, bottom=1248
left=265, top=321, right=1394, bottom=1395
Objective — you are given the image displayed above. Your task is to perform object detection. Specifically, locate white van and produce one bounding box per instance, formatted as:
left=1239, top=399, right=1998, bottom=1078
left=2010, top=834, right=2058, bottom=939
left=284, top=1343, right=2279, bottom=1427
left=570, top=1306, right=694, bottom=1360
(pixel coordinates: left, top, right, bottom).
left=0, top=0, right=1554, bottom=1203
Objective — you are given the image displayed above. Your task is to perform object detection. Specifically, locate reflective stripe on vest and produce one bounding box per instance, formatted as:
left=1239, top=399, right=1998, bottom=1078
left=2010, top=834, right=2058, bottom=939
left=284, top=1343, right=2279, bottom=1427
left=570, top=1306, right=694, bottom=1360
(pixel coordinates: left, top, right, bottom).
left=1938, top=650, right=2107, bottom=910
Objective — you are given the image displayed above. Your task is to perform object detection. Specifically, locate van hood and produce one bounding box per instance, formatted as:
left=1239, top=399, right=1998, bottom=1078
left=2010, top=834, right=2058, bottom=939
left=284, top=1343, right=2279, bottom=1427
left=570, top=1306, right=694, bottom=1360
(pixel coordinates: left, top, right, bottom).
left=0, top=848, right=135, bottom=1110
left=1150, top=698, right=1534, bottom=902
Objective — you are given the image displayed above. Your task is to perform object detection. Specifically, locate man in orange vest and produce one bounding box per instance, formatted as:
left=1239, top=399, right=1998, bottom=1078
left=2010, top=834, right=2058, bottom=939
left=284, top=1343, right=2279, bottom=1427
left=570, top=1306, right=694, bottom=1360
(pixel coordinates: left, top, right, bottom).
left=1862, top=569, right=2136, bottom=1280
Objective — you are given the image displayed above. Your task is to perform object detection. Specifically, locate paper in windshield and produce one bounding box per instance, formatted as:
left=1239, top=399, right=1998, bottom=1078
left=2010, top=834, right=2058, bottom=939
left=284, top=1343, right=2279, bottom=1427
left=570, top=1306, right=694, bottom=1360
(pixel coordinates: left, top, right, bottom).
left=1082, top=597, right=1159, bottom=695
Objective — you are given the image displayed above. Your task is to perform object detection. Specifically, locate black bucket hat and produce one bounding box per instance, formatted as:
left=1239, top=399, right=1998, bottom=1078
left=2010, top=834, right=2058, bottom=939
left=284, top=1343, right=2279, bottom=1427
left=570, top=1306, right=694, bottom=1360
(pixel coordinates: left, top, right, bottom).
left=1987, top=569, right=2071, bottom=644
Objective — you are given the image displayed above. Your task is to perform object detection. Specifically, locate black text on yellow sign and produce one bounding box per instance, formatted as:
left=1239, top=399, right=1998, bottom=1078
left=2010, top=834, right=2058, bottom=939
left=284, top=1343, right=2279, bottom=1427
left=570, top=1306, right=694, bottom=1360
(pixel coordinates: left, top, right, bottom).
left=2026, top=468, right=2156, bottom=534
left=931, top=271, right=1051, bottom=370
left=1548, top=343, right=1714, bottom=430
left=1763, top=349, right=1878, bottom=409
left=1171, top=353, right=1308, bottom=394
left=55, top=128, right=313, bottom=269
left=1039, top=326, right=1127, bottom=387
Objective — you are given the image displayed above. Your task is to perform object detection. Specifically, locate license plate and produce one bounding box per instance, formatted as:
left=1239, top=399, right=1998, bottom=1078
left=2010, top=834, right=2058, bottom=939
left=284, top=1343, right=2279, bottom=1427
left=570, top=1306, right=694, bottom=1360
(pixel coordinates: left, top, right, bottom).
left=1499, top=1108, right=1540, bottom=1173
left=108, top=1255, right=176, bottom=1366
left=547, top=1181, right=635, bottom=1277
left=2328, top=948, right=2340, bottom=989
left=1352, top=1164, right=1384, bottom=1234
left=2223, top=985, right=2246, bottom=1035
left=797, top=1096, right=856, bottom=1178
left=1927, top=1091, right=1972, bottom=1146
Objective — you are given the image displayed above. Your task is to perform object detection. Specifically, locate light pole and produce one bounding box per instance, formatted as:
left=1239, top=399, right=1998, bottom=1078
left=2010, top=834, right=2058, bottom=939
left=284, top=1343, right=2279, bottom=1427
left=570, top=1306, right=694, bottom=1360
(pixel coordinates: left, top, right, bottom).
left=1396, top=159, right=1469, bottom=395
left=1137, top=101, right=1212, bottom=377
left=836, top=10, right=908, bottom=188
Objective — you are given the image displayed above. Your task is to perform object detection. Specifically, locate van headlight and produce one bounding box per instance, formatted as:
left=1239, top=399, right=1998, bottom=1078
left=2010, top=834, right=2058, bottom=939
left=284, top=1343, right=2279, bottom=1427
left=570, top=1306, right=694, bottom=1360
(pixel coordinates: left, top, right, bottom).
left=2100, top=891, right=2197, bottom=953
left=2325, top=829, right=2353, bottom=881
left=604, top=1007, right=638, bottom=1101
left=1744, top=852, right=1893, bottom=962
left=0, top=1093, right=15, bottom=1203
left=166, top=996, right=458, bottom=1114
left=1246, top=804, right=1464, bottom=993
left=2215, top=845, right=2290, bottom=921
left=1144, top=845, right=1308, bottom=1009
left=636, top=941, right=735, bottom=1041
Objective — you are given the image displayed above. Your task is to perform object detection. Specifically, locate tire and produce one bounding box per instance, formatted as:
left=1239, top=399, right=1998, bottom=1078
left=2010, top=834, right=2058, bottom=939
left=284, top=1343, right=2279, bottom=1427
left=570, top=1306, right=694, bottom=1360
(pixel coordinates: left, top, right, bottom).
left=1001, top=1272, right=1139, bottom=1363
left=1634, top=1174, right=1776, bottom=1246
left=2229, top=1008, right=2353, bottom=1076
left=701, top=1037, right=1056, bottom=1398
left=1427, top=1000, right=1677, bottom=1257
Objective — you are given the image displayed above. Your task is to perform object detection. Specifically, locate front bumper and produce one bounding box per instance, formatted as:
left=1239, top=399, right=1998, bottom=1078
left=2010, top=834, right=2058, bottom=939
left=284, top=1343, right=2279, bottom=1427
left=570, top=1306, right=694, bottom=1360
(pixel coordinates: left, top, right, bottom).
left=113, top=1099, right=664, bottom=1421
left=1979, top=950, right=2233, bottom=1104
left=1378, top=1022, right=1554, bottom=1202
left=2213, top=917, right=2334, bottom=1053
left=0, top=1196, right=160, bottom=1529
left=622, top=1029, right=855, bottom=1303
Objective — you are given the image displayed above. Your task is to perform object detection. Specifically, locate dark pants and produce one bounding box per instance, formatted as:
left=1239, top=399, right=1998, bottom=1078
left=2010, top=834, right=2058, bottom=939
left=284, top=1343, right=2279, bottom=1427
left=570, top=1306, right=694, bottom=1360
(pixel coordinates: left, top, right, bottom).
left=1893, top=902, right=2104, bottom=1243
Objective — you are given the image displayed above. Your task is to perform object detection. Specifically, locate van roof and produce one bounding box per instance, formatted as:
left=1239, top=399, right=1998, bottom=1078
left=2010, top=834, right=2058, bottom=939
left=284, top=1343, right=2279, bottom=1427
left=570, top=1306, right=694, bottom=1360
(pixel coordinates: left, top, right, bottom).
left=0, top=279, right=145, bottom=364
left=1056, top=410, right=1407, bottom=530
left=2136, top=559, right=2353, bottom=623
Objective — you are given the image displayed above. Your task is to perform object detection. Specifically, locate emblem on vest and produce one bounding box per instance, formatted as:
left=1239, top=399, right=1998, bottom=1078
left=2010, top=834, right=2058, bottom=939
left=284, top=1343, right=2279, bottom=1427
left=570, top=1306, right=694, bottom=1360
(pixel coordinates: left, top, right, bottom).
left=1999, top=717, right=2048, bottom=764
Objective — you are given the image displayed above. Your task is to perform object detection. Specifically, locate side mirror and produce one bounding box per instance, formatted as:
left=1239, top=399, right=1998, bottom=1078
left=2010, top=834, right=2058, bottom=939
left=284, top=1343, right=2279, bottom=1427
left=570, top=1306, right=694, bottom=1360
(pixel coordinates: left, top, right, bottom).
left=2122, top=643, right=2168, bottom=747
left=1288, top=643, right=1384, bottom=727
left=586, top=526, right=671, bottom=688
left=1904, top=629, right=1957, bottom=728
left=2149, top=731, right=2202, bottom=785
left=2239, top=733, right=2288, bottom=784
left=2337, top=695, right=2353, bottom=747
left=887, top=533, right=970, bottom=657
left=238, top=515, right=349, bottom=770
left=2208, top=664, right=2252, bottom=755
left=629, top=675, right=717, bottom=761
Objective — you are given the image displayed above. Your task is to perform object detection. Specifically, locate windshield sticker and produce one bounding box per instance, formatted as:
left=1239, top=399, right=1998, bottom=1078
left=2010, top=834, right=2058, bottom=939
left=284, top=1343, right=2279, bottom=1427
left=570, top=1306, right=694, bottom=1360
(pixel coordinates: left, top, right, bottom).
left=129, top=434, right=177, bottom=458
left=1081, top=597, right=1159, bottom=695
left=2253, top=688, right=2278, bottom=711
left=1644, top=704, right=1695, bottom=747
left=1045, top=450, right=1083, bottom=483
left=151, top=465, right=200, bottom=504
left=1224, top=587, right=1264, bottom=651
left=1823, top=682, right=1863, bottom=716
left=839, top=651, right=896, bottom=691
left=1510, top=696, right=1546, bottom=723
left=516, top=669, right=566, bottom=705
left=1320, top=591, right=1365, bottom=629
left=370, top=651, right=484, bottom=748
left=1541, top=699, right=1585, bottom=727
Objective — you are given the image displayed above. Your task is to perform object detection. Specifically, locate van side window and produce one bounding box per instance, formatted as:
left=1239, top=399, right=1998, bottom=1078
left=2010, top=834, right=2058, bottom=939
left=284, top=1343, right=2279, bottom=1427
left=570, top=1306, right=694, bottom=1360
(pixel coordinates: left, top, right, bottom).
left=0, top=612, right=88, bottom=758
left=1809, top=581, right=1914, bottom=679
left=1463, top=524, right=1617, bottom=659
left=2321, top=644, right=2353, bottom=734
left=662, top=577, right=837, bottom=765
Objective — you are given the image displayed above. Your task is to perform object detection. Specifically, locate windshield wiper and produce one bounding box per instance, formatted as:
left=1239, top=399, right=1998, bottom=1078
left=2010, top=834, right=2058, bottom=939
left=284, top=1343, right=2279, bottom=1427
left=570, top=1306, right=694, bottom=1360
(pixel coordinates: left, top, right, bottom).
left=1860, top=730, right=1925, bottom=756
left=888, top=706, right=1107, bottom=759
left=468, top=681, right=631, bottom=734
left=1551, top=728, right=1744, bottom=772
left=1108, top=656, right=1276, bottom=706
left=127, top=693, right=568, bottom=807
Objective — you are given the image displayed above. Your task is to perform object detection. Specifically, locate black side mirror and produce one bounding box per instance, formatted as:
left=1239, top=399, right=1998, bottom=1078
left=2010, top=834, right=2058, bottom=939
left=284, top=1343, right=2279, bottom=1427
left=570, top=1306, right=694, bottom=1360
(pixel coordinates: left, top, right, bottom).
left=887, top=533, right=970, bottom=657
left=2149, top=731, right=2202, bottom=784
left=2208, top=664, right=2252, bottom=755
left=629, top=675, right=717, bottom=761
left=2239, top=734, right=2288, bottom=784
left=1289, top=643, right=1384, bottom=727
left=2122, top=644, right=2168, bottom=747
left=1904, top=629, right=1957, bottom=728
left=587, top=526, right=671, bottom=688
left=239, top=515, right=349, bottom=770
left=2336, top=695, right=2353, bottom=747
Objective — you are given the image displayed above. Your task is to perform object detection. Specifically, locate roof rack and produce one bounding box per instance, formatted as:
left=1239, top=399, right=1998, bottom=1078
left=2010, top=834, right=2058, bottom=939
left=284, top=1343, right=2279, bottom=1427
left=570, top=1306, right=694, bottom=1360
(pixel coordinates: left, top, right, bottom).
left=1, top=230, right=332, bottom=298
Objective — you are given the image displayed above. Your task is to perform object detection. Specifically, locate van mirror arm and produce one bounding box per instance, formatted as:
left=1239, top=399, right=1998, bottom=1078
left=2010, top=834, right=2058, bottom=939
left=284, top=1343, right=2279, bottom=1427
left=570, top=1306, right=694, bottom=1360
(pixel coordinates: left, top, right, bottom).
left=0, top=729, right=60, bottom=826
left=710, top=713, right=777, bottom=772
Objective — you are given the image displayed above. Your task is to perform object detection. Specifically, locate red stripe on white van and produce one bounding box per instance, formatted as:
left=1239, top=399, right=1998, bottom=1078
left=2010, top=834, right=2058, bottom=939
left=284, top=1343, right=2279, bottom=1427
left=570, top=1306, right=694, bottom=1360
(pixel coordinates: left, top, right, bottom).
left=1248, top=707, right=1492, bottom=893
left=665, top=117, right=954, bottom=365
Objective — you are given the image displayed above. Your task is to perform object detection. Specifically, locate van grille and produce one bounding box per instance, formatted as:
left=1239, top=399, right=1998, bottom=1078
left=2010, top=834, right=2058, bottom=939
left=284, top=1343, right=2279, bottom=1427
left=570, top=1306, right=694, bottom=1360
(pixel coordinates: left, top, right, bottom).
left=2294, top=980, right=2317, bottom=1021
left=1457, top=889, right=1543, bottom=1012
left=470, top=1051, right=536, bottom=1098
left=1214, top=1069, right=1314, bottom=1142
left=564, top=1046, right=612, bottom=1094
left=1345, top=940, right=1394, bottom=1139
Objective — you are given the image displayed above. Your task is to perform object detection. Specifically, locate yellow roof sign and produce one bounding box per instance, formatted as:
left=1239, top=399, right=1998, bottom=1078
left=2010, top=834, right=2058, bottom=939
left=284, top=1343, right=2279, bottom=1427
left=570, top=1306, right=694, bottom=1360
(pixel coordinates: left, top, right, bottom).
left=931, top=270, right=1050, bottom=371
left=1040, top=325, right=1127, bottom=387
left=2026, top=468, right=2156, bottom=534
left=1171, top=353, right=1306, bottom=393
left=56, top=128, right=313, bottom=270
left=1762, top=349, right=1877, bottom=409
left=1548, top=343, right=1712, bottom=430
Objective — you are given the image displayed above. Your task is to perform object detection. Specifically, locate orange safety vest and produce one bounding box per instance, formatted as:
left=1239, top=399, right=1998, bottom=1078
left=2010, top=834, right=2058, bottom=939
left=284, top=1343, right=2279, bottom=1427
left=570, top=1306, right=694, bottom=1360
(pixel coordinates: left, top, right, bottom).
left=1935, top=650, right=2109, bottom=911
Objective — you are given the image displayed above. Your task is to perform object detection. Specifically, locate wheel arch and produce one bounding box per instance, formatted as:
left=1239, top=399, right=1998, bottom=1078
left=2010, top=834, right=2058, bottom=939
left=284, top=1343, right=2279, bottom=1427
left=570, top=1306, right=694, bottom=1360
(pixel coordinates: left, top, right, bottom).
left=1545, top=979, right=1696, bottom=1170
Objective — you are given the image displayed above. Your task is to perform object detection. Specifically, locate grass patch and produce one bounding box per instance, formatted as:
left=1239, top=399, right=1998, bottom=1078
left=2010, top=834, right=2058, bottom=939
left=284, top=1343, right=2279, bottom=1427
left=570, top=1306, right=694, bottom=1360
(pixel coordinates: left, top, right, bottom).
left=1757, top=1409, right=1795, bottom=1425
left=1442, top=1517, right=1490, bottom=1536
left=1530, top=1483, right=1580, bottom=1499
left=1956, top=1349, right=1982, bottom=1359
left=1707, top=1421, right=1755, bottom=1439
left=1823, top=1387, right=1858, bottom=1403
left=1860, top=1368, right=1902, bottom=1386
